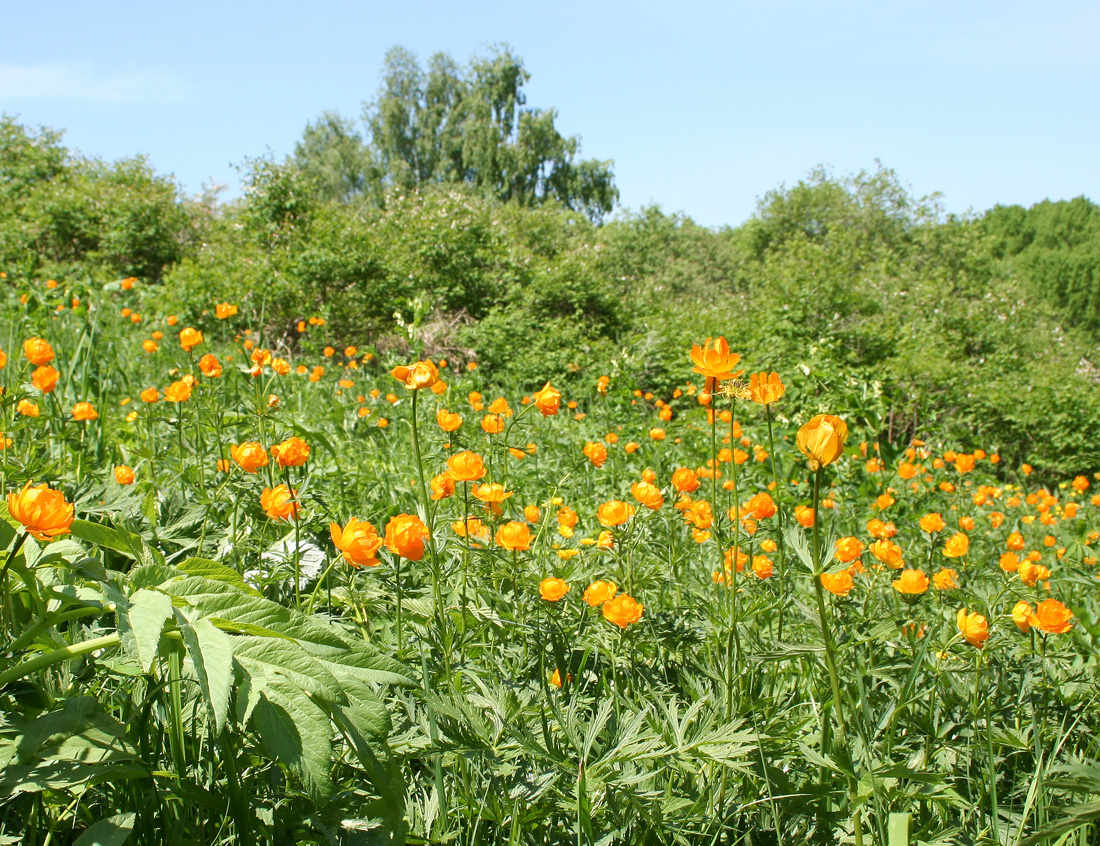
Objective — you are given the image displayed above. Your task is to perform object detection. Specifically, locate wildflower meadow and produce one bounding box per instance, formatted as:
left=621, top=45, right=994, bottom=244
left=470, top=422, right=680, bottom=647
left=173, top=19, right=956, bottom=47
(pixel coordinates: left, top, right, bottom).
left=1, top=273, right=1099, bottom=846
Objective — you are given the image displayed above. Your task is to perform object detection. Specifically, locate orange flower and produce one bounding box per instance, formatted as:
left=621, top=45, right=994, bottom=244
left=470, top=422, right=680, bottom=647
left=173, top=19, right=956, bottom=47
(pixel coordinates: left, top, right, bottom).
left=330, top=517, right=383, bottom=568
left=0, top=346, right=5, bottom=368
left=631, top=481, right=664, bottom=510
left=437, top=409, right=463, bottom=432
left=539, top=577, right=570, bottom=601
left=142, top=339, right=159, bottom=354
left=481, top=414, right=505, bottom=434
left=690, top=336, right=743, bottom=390
left=956, top=608, right=989, bottom=648
left=32, top=365, right=60, bottom=393
left=796, top=415, right=849, bottom=468
left=271, top=436, right=310, bottom=467
left=794, top=505, right=815, bottom=527
left=1012, top=600, right=1033, bottom=632
left=430, top=473, right=455, bottom=500
left=1030, top=598, right=1073, bottom=634
left=649, top=427, right=666, bottom=441
left=452, top=516, right=490, bottom=540
left=7, top=481, right=74, bottom=541
left=999, top=552, right=1020, bottom=573
left=114, top=465, right=135, bottom=485
left=260, top=485, right=299, bottom=521
left=919, top=512, right=946, bottom=534
left=833, top=536, right=865, bottom=563
left=1006, top=531, right=1025, bottom=551
left=179, top=328, right=204, bottom=352
left=23, top=337, right=55, bottom=366
left=524, top=505, right=541, bottom=523
left=532, top=382, right=562, bottom=416
left=215, top=303, right=238, bottom=319
left=16, top=399, right=39, bottom=417
left=820, top=570, right=854, bottom=597
left=140, top=388, right=159, bottom=404
left=1018, top=561, right=1052, bottom=587
left=557, top=506, right=579, bottom=529
left=583, top=580, right=617, bottom=606
left=390, top=359, right=439, bottom=390
left=163, top=380, right=193, bottom=403
left=71, top=402, right=98, bottom=422
left=496, top=521, right=532, bottom=551
left=752, top=555, right=774, bottom=579
left=942, top=532, right=969, bottom=558
left=597, top=500, right=635, bottom=527
left=447, top=451, right=487, bottom=482
left=231, top=442, right=269, bottom=473
left=473, top=482, right=512, bottom=503
left=932, top=568, right=959, bottom=590
left=384, top=514, right=430, bottom=560
left=583, top=442, right=608, bottom=468
left=672, top=467, right=700, bottom=493
left=748, top=371, right=785, bottom=405
left=488, top=397, right=513, bottom=417
left=194, top=353, right=222, bottom=378
left=602, top=593, right=644, bottom=628
left=892, top=569, right=929, bottom=595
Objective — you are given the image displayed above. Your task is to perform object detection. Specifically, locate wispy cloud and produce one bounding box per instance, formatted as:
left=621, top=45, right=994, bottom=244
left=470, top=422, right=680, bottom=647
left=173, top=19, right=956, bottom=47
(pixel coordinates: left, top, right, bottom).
left=0, top=63, right=186, bottom=102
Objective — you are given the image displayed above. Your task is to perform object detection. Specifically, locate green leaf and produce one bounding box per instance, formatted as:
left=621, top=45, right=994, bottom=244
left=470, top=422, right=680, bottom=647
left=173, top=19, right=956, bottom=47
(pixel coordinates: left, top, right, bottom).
left=252, top=680, right=333, bottom=802
left=177, top=611, right=235, bottom=734
left=73, top=812, right=136, bottom=846
left=115, top=587, right=173, bottom=673
left=176, top=557, right=261, bottom=596
left=70, top=520, right=140, bottom=558
left=233, top=636, right=344, bottom=703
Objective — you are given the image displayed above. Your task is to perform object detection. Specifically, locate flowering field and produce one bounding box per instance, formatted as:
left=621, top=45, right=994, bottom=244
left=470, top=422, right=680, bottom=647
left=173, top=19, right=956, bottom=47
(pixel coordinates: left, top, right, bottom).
left=1, top=277, right=1099, bottom=846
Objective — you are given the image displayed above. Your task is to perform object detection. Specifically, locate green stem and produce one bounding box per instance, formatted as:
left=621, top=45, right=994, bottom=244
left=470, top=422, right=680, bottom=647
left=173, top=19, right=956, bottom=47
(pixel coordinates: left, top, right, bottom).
left=0, top=632, right=120, bottom=687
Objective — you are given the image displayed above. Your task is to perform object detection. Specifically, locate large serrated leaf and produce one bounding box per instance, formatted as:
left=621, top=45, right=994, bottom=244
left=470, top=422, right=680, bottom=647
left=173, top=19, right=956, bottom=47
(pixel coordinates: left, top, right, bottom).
left=167, top=577, right=349, bottom=650
left=234, top=636, right=345, bottom=702
left=315, top=645, right=414, bottom=687
left=252, top=680, right=333, bottom=802
left=115, top=588, right=172, bottom=673
left=176, top=557, right=261, bottom=596
left=177, top=611, right=235, bottom=734
left=73, top=812, right=135, bottom=846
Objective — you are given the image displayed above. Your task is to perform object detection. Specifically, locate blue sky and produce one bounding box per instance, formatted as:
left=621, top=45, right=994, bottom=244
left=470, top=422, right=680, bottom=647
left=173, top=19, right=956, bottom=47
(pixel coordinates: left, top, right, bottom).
left=3, top=0, right=1098, bottom=227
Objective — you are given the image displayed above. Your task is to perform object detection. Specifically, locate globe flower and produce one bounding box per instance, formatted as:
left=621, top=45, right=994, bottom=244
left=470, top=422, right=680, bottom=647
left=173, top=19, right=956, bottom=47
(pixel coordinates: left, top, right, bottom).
left=794, top=505, right=815, bottom=527
left=114, top=465, right=136, bottom=485
left=748, top=371, right=785, bottom=405
left=481, top=414, right=505, bottom=434
left=584, top=442, right=608, bottom=468
left=597, top=500, right=635, bottom=527
left=436, top=409, right=463, bottom=432
left=689, top=337, right=743, bottom=391
left=142, top=339, right=159, bottom=354
left=584, top=580, right=617, bottom=606
left=672, top=467, right=701, bottom=493
left=740, top=491, right=777, bottom=520
left=1030, top=598, right=1073, bottom=634
left=752, top=555, right=774, bottom=579
left=452, top=516, right=490, bottom=541
left=1012, top=601, right=1033, bottom=632
left=447, top=451, right=487, bottom=482
left=820, top=570, right=854, bottom=597
left=532, top=382, right=562, bottom=416
left=231, top=442, right=269, bottom=473
left=892, top=569, right=929, bottom=595
left=390, top=359, right=439, bottom=391
left=140, top=388, right=159, bottom=403
left=942, top=532, right=969, bottom=558
left=163, top=380, right=193, bottom=403
left=330, top=517, right=383, bottom=568
left=430, top=473, right=455, bottom=500
left=957, top=608, right=989, bottom=648
left=215, top=303, right=238, bottom=319
left=870, top=539, right=904, bottom=568
left=932, top=568, right=959, bottom=590
left=602, top=593, right=644, bottom=628
left=23, top=338, right=55, bottom=366
left=539, top=577, right=570, bottom=601
left=0, top=346, right=5, bottom=369
left=1019, top=561, right=1052, bottom=587
left=71, top=402, right=98, bottom=422
left=920, top=512, right=947, bottom=534
left=631, top=481, right=664, bottom=510
left=179, top=328, right=204, bottom=352
left=834, top=536, right=865, bottom=563
left=271, top=436, right=310, bottom=468
left=32, top=365, right=60, bottom=393
left=16, top=399, right=39, bottom=417
left=496, top=521, right=532, bottom=551
left=524, top=505, right=541, bottom=523
left=384, top=514, right=430, bottom=560
left=473, top=483, right=512, bottom=504
left=796, top=414, right=849, bottom=468
left=199, top=354, right=222, bottom=377
left=260, top=485, right=299, bottom=521
left=7, top=481, right=75, bottom=541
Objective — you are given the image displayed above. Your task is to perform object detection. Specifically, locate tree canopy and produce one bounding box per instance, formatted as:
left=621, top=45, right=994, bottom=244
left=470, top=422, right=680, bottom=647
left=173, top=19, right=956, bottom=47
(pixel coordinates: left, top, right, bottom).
left=292, top=46, right=618, bottom=221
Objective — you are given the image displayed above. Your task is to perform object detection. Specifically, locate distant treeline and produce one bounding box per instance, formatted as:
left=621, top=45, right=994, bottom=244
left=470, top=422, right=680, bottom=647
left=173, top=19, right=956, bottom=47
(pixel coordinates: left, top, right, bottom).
left=3, top=45, right=1100, bottom=473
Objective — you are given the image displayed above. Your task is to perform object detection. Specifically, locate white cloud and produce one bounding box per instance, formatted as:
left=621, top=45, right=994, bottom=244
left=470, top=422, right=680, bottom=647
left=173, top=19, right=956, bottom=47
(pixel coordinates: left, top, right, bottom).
left=0, top=63, right=186, bottom=102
